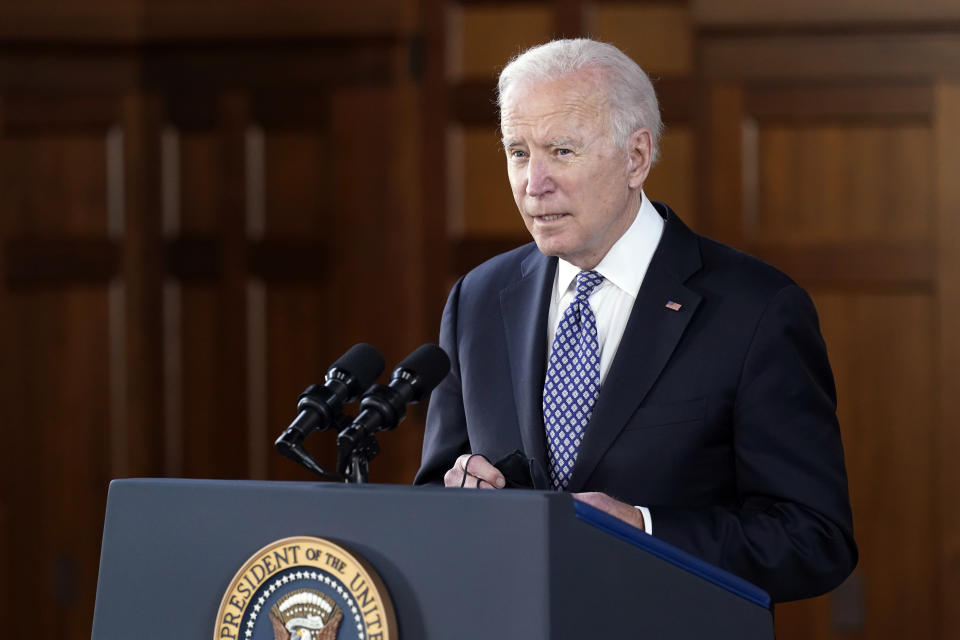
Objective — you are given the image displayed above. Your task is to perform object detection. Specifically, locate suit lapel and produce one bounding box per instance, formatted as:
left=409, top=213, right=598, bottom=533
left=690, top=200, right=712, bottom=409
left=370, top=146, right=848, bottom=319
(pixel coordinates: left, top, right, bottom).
left=500, top=250, right=556, bottom=477
left=567, top=207, right=704, bottom=492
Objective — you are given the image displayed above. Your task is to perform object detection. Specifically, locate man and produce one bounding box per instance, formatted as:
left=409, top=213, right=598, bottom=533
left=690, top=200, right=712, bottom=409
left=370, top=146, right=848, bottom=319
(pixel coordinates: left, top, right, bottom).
left=414, top=38, right=856, bottom=602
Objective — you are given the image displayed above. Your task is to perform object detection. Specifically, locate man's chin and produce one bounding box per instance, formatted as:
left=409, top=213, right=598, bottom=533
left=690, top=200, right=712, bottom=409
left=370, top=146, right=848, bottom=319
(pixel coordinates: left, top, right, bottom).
left=531, top=237, right=567, bottom=259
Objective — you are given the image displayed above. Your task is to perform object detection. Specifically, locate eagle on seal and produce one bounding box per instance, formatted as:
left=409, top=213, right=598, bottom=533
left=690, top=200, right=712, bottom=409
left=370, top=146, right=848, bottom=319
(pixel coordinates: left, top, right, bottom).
left=268, top=588, right=343, bottom=640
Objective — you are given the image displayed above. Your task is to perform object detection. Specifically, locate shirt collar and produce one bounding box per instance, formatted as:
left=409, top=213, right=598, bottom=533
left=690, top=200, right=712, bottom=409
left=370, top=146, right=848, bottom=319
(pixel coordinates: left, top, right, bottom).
left=555, top=192, right=665, bottom=299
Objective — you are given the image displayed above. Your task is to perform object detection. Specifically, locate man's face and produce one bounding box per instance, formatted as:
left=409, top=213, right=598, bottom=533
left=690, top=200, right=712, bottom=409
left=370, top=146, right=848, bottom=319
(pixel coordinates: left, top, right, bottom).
left=500, top=70, right=649, bottom=270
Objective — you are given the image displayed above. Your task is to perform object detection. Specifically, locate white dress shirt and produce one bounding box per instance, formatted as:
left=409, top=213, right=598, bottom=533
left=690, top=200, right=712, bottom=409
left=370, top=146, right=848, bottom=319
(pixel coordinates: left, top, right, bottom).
left=546, top=192, right=664, bottom=534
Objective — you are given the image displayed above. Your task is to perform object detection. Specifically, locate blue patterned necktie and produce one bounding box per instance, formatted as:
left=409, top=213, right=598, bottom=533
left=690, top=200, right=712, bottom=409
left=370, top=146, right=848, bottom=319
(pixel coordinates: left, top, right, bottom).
left=543, top=270, right=604, bottom=490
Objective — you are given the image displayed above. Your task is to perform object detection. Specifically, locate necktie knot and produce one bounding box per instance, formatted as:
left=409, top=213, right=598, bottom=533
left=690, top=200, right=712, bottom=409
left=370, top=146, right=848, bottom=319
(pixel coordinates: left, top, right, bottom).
left=575, top=270, right=604, bottom=301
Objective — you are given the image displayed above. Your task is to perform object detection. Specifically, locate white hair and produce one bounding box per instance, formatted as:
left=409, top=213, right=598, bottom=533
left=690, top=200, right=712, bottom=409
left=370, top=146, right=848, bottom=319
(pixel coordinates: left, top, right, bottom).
left=497, top=38, right=663, bottom=163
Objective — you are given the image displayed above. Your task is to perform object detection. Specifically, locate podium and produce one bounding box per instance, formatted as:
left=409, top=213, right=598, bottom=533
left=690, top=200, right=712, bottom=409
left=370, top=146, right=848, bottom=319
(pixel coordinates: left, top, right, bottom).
left=92, top=478, right=774, bottom=639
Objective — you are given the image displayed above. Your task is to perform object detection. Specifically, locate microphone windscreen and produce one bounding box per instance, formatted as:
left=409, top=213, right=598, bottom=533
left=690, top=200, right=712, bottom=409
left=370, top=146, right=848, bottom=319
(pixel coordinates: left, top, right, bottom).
left=333, top=343, right=385, bottom=390
left=396, top=343, right=451, bottom=398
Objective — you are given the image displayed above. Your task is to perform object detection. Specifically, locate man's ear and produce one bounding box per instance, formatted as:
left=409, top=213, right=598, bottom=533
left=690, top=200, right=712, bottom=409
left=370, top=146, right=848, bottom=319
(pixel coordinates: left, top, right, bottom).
left=626, top=129, right=653, bottom=189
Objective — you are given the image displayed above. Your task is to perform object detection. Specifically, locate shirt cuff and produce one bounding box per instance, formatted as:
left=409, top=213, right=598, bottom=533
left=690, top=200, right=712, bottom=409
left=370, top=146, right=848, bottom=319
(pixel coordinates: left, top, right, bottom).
left=635, top=506, right=653, bottom=535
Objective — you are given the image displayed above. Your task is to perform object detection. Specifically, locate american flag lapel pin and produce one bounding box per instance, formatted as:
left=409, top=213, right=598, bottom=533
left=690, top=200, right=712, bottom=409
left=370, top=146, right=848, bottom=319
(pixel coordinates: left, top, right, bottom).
left=665, top=300, right=683, bottom=312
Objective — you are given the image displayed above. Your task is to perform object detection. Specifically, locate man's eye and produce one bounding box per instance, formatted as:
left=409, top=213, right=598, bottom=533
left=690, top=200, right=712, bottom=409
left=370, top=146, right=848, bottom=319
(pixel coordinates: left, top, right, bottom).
left=510, top=150, right=528, bottom=159
left=556, top=148, right=572, bottom=156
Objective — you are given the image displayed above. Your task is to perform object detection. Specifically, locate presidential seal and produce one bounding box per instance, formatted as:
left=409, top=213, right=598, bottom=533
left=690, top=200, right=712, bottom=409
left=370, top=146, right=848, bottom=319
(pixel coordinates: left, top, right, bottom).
left=214, top=536, right=397, bottom=640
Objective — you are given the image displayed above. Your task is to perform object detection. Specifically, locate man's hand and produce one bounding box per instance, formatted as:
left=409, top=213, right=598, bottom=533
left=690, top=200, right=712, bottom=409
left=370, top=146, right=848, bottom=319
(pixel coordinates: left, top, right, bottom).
left=443, top=454, right=506, bottom=489
left=573, top=492, right=645, bottom=531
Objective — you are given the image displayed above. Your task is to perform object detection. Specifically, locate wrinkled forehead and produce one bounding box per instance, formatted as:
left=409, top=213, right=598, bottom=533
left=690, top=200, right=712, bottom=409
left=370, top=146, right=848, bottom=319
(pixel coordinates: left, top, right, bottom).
left=500, top=73, right=613, bottom=139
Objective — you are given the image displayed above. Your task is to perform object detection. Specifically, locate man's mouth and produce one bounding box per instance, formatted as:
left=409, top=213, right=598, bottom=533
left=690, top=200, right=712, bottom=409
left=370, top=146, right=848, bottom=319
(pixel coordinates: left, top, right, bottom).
left=533, top=213, right=568, bottom=222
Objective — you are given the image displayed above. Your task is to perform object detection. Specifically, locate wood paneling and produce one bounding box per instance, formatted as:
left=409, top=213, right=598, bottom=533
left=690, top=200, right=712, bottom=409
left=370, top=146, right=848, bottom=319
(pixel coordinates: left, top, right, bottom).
left=0, top=11, right=421, bottom=638
left=0, top=98, right=121, bottom=635
left=934, top=82, right=960, bottom=638
left=0, top=2, right=416, bottom=43
left=776, top=291, right=938, bottom=639
left=3, top=238, right=118, bottom=286
left=449, top=124, right=523, bottom=238
left=754, top=123, right=932, bottom=243
left=700, top=23, right=959, bottom=637
left=585, top=3, right=693, bottom=75
left=0, top=288, right=114, bottom=638
left=448, top=4, right=555, bottom=80
left=263, top=131, right=331, bottom=236
left=175, top=130, right=220, bottom=233
left=702, top=33, right=960, bottom=81
left=749, top=242, right=933, bottom=290
left=176, top=283, right=249, bottom=477
left=746, top=84, right=933, bottom=121
left=644, top=126, right=695, bottom=226
left=692, top=0, right=960, bottom=27
left=1, top=132, right=112, bottom=234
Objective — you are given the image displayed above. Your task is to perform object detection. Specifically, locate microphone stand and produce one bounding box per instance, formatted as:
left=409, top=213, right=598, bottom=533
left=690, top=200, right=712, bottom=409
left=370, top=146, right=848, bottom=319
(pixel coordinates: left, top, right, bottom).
left=276, top=414, right=357, bottom=482
left=278, top=410, right=379, bottom=484
left=336, top=425, right=380, bottom=484
left=275, top=439, right=344, bottom=481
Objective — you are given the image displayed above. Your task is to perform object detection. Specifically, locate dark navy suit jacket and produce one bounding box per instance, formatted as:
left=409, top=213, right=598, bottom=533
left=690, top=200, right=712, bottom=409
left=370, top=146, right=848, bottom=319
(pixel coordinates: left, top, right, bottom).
left=415, top=203, right=857, bottom=602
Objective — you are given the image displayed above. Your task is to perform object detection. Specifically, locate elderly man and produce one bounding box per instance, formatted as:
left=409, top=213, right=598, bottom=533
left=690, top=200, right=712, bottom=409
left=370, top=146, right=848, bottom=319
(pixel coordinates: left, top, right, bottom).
left=414, top=38, right=856, bottom=602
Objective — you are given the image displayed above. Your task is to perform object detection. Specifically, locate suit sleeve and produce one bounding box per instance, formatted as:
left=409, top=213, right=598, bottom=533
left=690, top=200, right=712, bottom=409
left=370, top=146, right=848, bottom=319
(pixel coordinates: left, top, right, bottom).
left=650, top=284, right=858, bottom=602
left=414, top=277, right=470, bottom=485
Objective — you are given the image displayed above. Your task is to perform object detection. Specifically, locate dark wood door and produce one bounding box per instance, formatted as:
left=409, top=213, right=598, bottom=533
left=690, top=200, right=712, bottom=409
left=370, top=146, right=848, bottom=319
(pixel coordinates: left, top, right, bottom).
left=0, top=8, right=425, bottom=637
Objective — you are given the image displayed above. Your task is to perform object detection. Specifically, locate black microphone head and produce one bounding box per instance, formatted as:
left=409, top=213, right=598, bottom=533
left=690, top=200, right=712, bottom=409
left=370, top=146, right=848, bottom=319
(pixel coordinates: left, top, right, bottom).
left=328, top=343, right=385, bottom=396
left=393, top=343, right=451, bottom=401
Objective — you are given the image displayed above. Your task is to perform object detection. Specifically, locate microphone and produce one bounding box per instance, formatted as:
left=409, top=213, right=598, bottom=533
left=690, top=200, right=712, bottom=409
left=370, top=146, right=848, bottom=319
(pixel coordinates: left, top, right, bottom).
left=337, top=344, right=450, bottom=453
left=275, top=343, right=385, bottom=457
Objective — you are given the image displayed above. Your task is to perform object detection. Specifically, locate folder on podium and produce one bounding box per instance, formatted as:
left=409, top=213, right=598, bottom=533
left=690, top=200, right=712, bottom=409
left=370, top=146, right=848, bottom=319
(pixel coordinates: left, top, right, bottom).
left=92, top=478, right=774, bottom=639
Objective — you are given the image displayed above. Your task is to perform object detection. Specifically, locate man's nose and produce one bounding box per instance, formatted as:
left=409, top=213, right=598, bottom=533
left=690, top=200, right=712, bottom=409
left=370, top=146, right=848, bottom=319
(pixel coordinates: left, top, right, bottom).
left=525, top=155, right=554, bottom=197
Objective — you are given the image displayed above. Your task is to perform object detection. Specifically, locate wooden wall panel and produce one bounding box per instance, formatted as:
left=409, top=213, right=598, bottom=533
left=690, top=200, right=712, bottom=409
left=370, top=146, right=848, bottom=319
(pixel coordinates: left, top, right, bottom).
left=776, top=291, right=939, bottom=638
left=175, top=130, right=220, bottom=233
left=776, top=290, right=938, bottom=640
left=448, top=4, right=554, bottom=79
left=754, top=124, right=932, bottom=243
left=645, top=126, right=695, bottom=226
left=450, top=125, right=523, bottom=237
left=1, top=289, right=114, bottom=638
left=934, top=82, right=960, bottom=639
left=0, top=100, right=120, bottom=637
left=247, top=83, right=425, bottom=482
left=264, top=285, right=339, bottom=481
left=1, top=133, right=111, bottom=234
left=162, top=121, right=245, bottom=479
left=263, top=130, right=331, bottom=236
left=585, top=3, right=693, bottom=75
left=700, top=26, right=958, bottom=637
left=692, top=0, right=960, bottom=26
left=701, top=33, right=960, bottom=82
left=0, top=2, right=417, bottom=43
left=175, top=284, right=250, bottom=478
left=327, top=86, right=424, bottom=357
left=2, top=21, right=421, bottom=639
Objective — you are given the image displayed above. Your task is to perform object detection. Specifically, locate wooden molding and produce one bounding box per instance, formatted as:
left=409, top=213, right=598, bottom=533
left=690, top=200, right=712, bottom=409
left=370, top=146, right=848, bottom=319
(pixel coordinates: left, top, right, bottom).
left=701, top=32, right=960, bottom=81
left=745, top=84, right=934, bottom=121
left=747, top=241, right=935, bottom=290
left=692, top=0, right=960, bottom=29
left=0, top=2, right=416, bottom=44
left=934, top=82, right=960, bottom=637
left=3, top=237, right=119, bottom=287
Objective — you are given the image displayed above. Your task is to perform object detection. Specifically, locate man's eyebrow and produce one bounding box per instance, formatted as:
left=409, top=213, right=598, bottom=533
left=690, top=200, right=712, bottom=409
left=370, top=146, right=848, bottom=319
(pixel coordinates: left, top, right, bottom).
left=501, top=137, right=580, bottom=148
